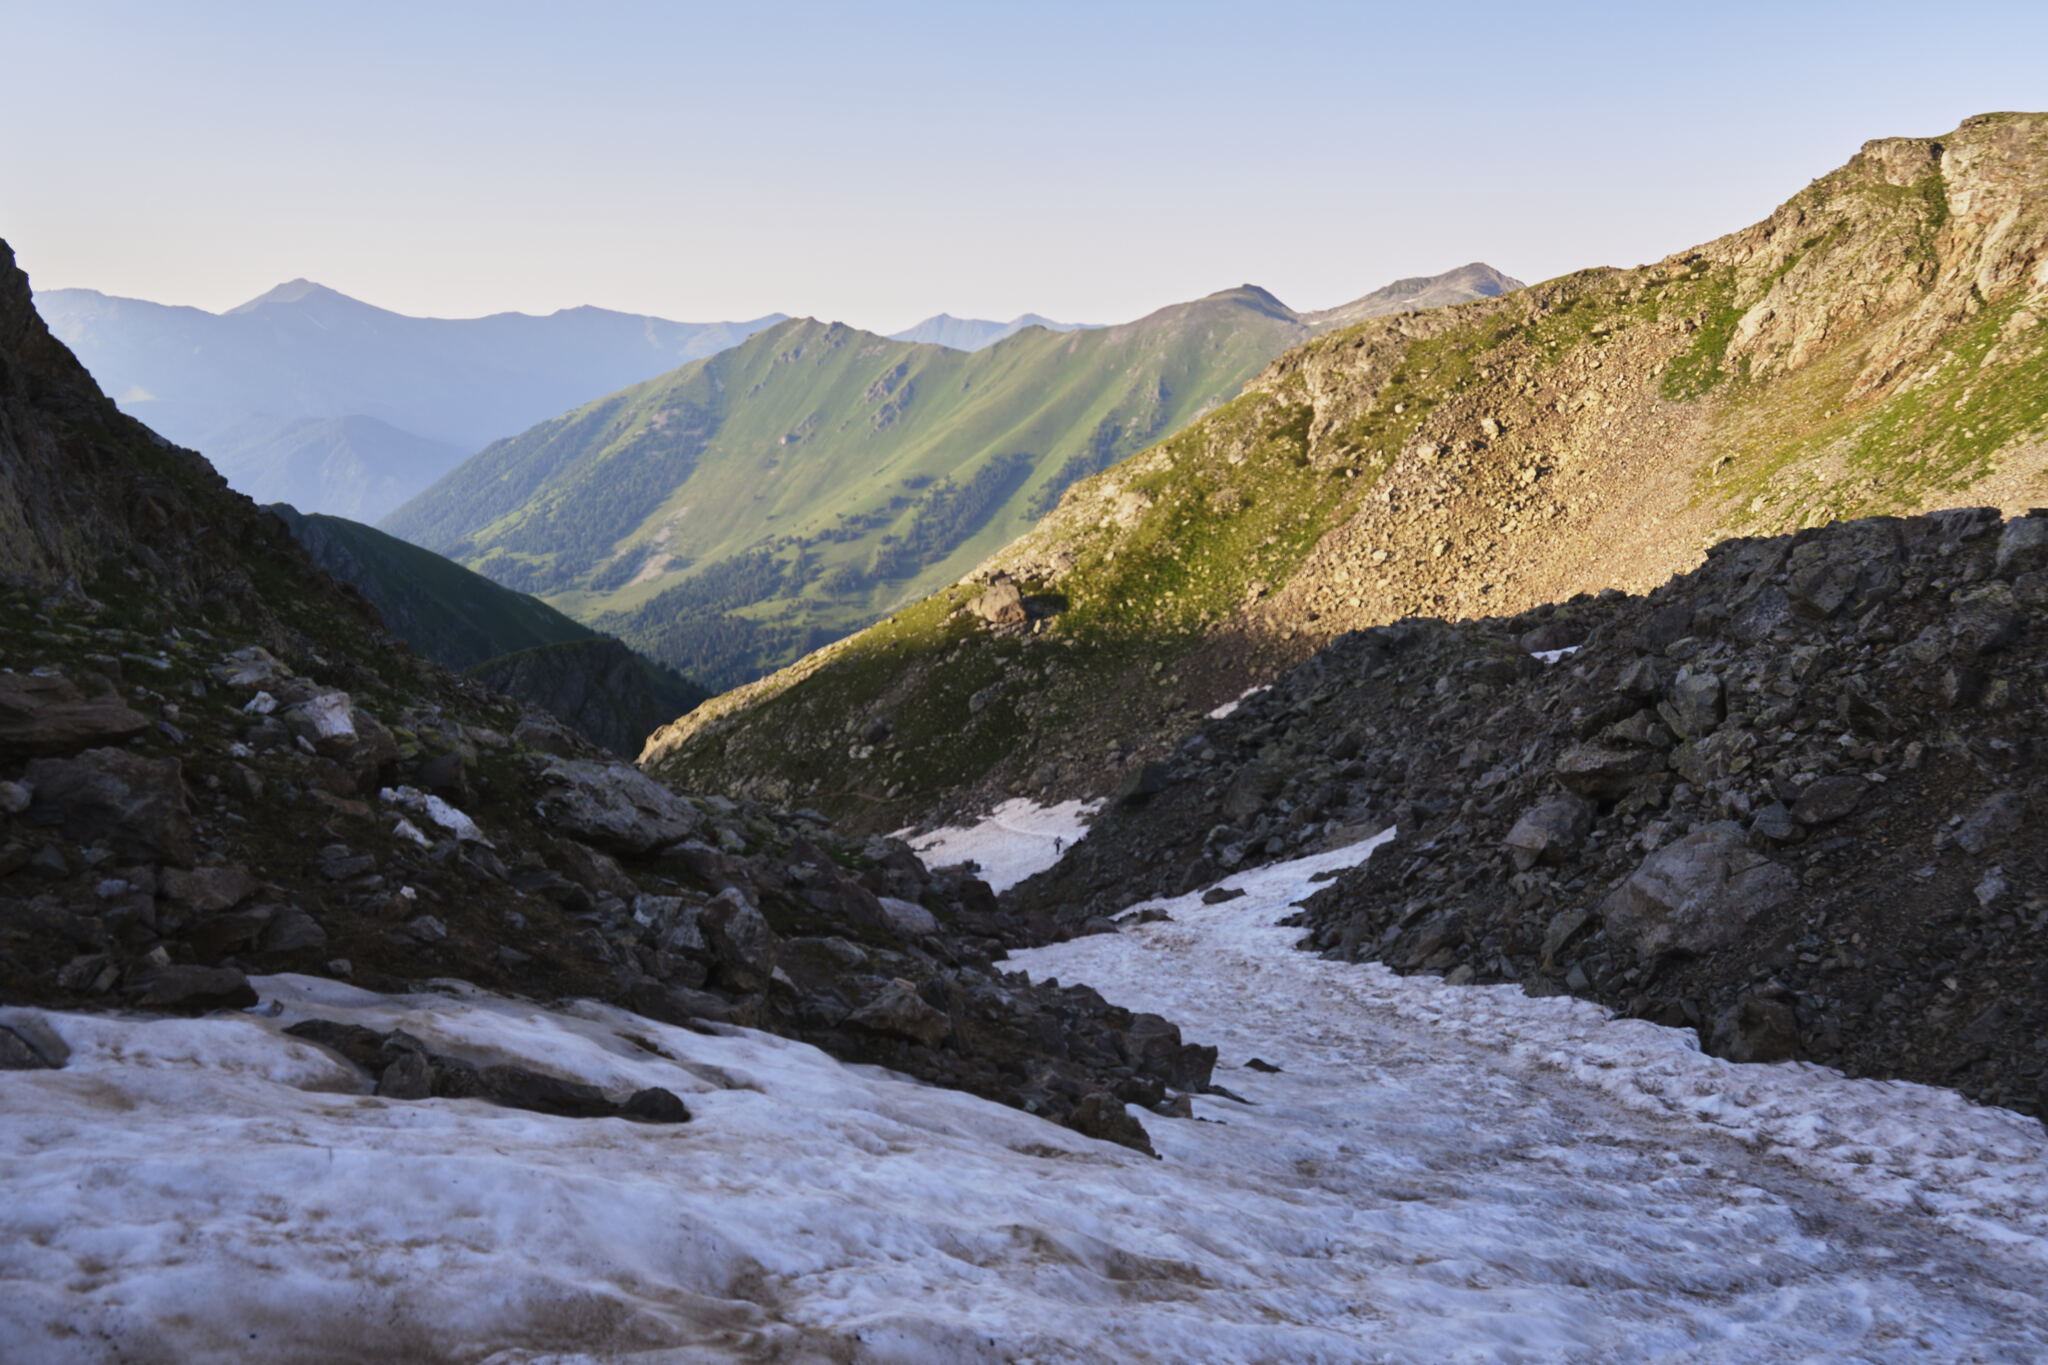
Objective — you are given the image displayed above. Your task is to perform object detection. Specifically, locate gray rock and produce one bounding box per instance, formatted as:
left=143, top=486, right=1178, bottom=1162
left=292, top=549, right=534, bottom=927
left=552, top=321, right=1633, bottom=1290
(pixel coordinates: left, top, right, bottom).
left=24, top=748, right=197, bottom=867
left=1949, top=583, right=2024, bottom=655
left=1601, top=822, right=1797, bottom=960
left=701, top=887, right=778, bottom=991
left=1792, top=775, right=1866, bottom=826
left=1503, top=794, right=1593, bottom=871
left=876, top=895, right=940, bottom=937
left=1749, top=803, right=1799, bottom=843
left=1659, top=667, right=1724, bottom=739
left=1541, top=908, right=1592, bottom=973
left=621, top=1087, right=692, bottom=1123
left=846, top=978, right=952, bottom=1046
left=1955, top=791, right=2026, bottom=855
left=1556, top=743, right=1664, bottom=798
left=1995, top=514, right=2048, bottom=579
left=376, top=1050, right=436, bottom=1100
left=129, top=965, right=259, bottom=1013
left=162, top=864, right=258, bottom=913
left=0, top=779, right=28, bottom=815
left=537, top=761, right=703, bottom=854
left=263, top=910, right=330, bottom=952
left=0, top=1012, right=69, bottom=1069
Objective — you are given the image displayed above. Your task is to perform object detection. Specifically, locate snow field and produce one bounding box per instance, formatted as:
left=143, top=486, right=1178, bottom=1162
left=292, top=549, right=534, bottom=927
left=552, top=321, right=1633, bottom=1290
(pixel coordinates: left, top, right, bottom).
left=0, top=820, right=2043, bottom=1361
left=902, top=796, right=1099, bottom=893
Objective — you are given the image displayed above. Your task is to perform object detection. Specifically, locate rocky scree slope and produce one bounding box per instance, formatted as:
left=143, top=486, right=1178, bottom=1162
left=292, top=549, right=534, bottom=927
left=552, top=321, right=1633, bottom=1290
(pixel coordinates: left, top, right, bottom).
left=384, top=267, right=1516, bottom=693
left=645, top=113, right=2048, bottom=836
left=0, top=242, right=1211, bottom=1152
left=1011, top=507, right=2048, bottom=1126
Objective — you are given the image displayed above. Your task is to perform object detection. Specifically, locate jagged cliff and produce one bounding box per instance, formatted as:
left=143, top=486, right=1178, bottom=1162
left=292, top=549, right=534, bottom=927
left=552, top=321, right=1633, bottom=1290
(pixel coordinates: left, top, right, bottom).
left=645, top=113, right=2048, bottom=832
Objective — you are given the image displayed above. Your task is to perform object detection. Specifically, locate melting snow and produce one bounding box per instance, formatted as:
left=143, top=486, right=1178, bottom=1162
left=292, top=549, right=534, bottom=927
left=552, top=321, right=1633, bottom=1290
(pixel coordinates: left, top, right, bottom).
left=1533, top=646, right=1582, bottom=665
left=901, top=797, right=1099, bottom=893
left=3, top=835, right=2045, bottom=1360
left=1207, top=683, right=1271, bottom=720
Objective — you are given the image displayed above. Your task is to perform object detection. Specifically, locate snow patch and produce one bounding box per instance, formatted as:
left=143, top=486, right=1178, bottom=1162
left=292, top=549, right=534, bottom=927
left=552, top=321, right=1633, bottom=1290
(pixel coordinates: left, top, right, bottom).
left=1534, top=645, right=1582, bottom=665
left=901, top=797, right=1099, bottom=892
left=1207, top=683, right=1271, bottom=720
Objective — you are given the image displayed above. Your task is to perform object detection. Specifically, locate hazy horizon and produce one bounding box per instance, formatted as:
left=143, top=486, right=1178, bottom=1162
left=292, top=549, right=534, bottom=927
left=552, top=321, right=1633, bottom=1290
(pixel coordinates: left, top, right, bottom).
left=6, top=1, right=2046, bottom=336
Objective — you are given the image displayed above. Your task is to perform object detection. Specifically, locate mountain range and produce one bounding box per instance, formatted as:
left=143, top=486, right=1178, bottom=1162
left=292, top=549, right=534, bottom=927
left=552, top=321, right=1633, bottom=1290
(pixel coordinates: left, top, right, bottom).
left=889, top=313, right=1096, bottom=350
left=34, top=280, right=787, bottom=522
left=383, top=265, right=1521, bottom=690
left=643, top=113, right=2048, bottom=836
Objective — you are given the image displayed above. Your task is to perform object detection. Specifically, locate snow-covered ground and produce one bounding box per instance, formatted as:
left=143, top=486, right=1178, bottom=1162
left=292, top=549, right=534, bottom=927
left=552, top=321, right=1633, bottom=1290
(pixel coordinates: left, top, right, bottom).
left=1207, top=684, right=1271, bottom=720
left=4, top=831, right=2046, bottom=1361
left=901, top=796, right=1098, bottom=892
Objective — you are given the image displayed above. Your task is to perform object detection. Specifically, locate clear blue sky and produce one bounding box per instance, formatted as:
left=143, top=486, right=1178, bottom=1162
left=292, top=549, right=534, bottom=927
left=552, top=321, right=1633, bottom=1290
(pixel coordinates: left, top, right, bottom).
left=3, top=1, right=2044, bottom=332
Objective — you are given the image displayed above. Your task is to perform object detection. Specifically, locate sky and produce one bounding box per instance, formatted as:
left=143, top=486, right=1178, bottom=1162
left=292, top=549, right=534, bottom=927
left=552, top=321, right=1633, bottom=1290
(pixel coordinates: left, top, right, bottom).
left=3, top=1, right=2045, bottom=334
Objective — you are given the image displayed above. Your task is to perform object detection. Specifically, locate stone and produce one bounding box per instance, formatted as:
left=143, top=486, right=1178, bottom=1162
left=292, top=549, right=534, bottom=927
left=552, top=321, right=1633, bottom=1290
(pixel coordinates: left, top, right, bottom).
left=1503, top=794, right=1593, bottom=871
left=846, top=978, right=952, bottom=1046
left=129, top=965, right=259, bottom=1013
left=1541, top=908, right=1591, bottom=973
left=1792, top=775, right=1865, bottom=826
left=0, top=779, right=29, bottom=815
left=263, top=910, right=329, bottom=952
left=537, top=761, right=702, bottom=854
left=1201, top=886, right=1247, bottom=904
left=161, top=864, right=258, bottom=913
left=282, top=692, right=360, bottom=756
left=1556, top=743, right=1664, bottom=799
left=701, top=887, right=778, bottom=991
left=513, top=713, right=585, bottom=759
left=209, top=647, right=291, bottom=690
left=376, top=1050, right=436, bottom=1100
left=1600, top=822, right=1797, bottom=960
left=0, top=672, right=150, bottom=759
left=1955, top=791, right=2026, bottom=855
left=971, top=575, right=1028, bottom=626
left=0, top=1012, right=69, bottom=1069
left=1949, top=584, right=2024, bottom=655
left=875, top=895, right=940, bottom=937
left=1994, top=514, right=2048, bottom=579
left=478, top=1064, right=615, bottom=1118
left=1658, top=667, right=1724, bottom=739
left=23, top=748, right=196, bottom=867
left=1749, top=803, right=1799, bottom=843
left=1712, top=990, right=1801, bottom=1063
left=1068, top=1092, right=1155, bottom=1154
left=621, top=1087, right=692, bottom=1123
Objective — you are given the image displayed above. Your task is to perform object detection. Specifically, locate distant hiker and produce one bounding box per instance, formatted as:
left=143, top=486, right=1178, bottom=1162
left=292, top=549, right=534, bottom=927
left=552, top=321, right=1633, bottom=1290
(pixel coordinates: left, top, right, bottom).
left=1054, top=836, right=1064, bottom=853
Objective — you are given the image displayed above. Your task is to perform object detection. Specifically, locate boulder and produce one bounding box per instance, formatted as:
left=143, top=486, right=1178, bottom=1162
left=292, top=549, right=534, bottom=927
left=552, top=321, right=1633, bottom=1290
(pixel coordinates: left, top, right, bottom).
left=0, top=1012, right=69, bottom=1069
left=1503, top=794, right=1593, bottom=871
left=23, top=748, right=196, bottom=866
left=209, top=646, right=291, bottom=690
left=846, top=978, right=952, bottom=1046
left=1791, top=775, right=1865, bottom=826
left=537, top=761, right=702, bottom=854
left=128, top=965, right=258, bottom=1013
left=1556, top=743, right=1664, bottom=799
left=1955, top=791, right=2026, bottom=855
left=876, top=895, right=940, bottom=937
left=1711, top=990, right=1801, bottom=1063
left=701, top=887, right=779, bottom=991
left=1658, top=667, right=1724, bottom=739
left=161, top=864, right=258, bottom=913
left=0, top=672, right=150, bottom=759
left=1600, top=822, right=1797, bottom=960
left=971, top=575, right=1028, bottom=626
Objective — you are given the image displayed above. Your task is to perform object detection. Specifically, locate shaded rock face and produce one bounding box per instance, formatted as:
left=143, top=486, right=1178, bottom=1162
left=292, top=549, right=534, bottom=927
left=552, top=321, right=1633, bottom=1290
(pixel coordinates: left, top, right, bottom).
left=23, top=748, right=196, bottom=867
left=470, top=638, right=694, bottom=759
left=1010, top=508, right=2048, bottom=1123
left=537, top=760, right=704, bottom=854
left=0, top=673, right=150, bottom=759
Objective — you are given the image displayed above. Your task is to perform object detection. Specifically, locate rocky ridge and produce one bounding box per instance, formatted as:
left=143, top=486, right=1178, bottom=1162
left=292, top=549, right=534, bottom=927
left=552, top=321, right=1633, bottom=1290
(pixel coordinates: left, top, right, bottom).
left=1010, top=507, right=2048, bottom=1124
left=645, top=112, right=2048, bottom=837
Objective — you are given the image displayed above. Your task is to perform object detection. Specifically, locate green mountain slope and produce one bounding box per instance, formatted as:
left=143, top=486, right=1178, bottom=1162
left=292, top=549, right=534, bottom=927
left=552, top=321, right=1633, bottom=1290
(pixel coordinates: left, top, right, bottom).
left=268, top=506, right=706, bottom=754
left=384, top=268, right=1519, bottom=690
left=642, top=113, right=2048, bottom=831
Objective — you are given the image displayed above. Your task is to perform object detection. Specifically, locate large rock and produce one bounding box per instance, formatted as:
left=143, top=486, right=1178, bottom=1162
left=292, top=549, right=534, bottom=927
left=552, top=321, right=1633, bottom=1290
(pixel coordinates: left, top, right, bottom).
left=0, top=672, right=150, bottom=759
left=23, top=748, right=196, bottom=866
left=1791, top=775, right=1865, bottom=826
left=128, top=965, right=258, bottom=1013
left=535, top=760, right=702, bottom=854
left=970, top=575, right=1028, bottom=626
left=1503, top=794, right=1593, bottom=871
left=1995, top=514, right=2048, bottom=579
left=1600, top=822, right=1797, bottom=960
left=876, top=895, right=940, bottom=937
left=700, top=887, right=779, bottom=991
left=1555, top=744, right=1664, bottom=799
left=846, top=978, right=952, bottom=1046
left=1658, top=667, right=1724, bottom=740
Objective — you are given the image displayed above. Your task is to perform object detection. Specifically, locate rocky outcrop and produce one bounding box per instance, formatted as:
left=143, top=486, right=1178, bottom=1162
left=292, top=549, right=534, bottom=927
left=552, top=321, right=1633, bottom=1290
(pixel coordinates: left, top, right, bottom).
left=1011, top=508, right=2048, bottom=1124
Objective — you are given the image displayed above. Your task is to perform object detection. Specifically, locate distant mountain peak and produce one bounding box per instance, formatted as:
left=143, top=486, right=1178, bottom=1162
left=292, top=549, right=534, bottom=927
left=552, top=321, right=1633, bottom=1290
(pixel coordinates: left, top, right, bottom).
left=224, top=278, right=362, bottom=315
left=890, top=312, right=1096, bottom=351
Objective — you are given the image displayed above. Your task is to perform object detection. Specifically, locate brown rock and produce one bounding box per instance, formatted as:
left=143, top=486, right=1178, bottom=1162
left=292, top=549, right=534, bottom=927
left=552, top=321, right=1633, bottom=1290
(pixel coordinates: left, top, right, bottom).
left=162, top=865, right=259, bottom=913
left=0, top=672, right=149, bottom=759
